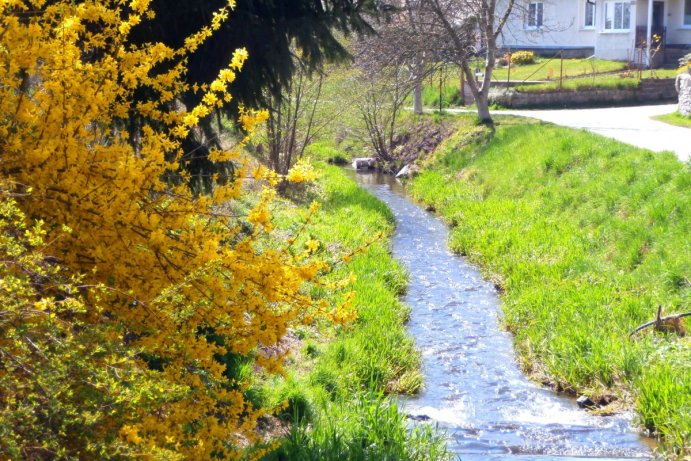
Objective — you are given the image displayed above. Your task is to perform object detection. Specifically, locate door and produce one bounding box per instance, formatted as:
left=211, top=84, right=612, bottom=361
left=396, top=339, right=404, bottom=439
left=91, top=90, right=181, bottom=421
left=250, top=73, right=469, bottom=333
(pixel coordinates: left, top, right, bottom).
left=652, top=1, right=664, bottom=28
left=651, top=1, right=665, bottom=46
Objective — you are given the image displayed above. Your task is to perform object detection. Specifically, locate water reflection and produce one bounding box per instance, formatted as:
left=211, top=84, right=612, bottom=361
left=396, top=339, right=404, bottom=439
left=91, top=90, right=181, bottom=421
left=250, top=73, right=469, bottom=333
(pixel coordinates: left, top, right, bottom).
left=349, top=169, right=653, bottom=460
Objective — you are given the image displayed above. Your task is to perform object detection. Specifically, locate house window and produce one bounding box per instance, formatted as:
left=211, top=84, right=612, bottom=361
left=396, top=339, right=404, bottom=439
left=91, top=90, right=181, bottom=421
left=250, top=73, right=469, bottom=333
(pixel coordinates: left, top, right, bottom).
left=527, top=2, right=544, bottom=29
left=604, top=1, right=631, bottom=31
left=584, top=0, right=596, bottom=27
left=685, top=0, right=691, bottom=25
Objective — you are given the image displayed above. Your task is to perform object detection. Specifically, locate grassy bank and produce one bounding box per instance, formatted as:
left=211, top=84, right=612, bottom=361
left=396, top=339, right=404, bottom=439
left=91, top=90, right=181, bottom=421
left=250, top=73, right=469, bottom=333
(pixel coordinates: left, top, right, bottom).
left=257, top=160, right=451, bottom=460
left=407, top=116, right=690, bottom=454
left=653, top=112, right=691, bottom=129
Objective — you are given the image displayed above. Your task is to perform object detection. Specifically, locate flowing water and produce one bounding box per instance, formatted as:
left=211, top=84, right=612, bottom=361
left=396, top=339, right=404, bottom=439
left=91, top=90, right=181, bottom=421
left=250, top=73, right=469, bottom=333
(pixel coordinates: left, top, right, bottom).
left=350, top=170, right=654, bottom=461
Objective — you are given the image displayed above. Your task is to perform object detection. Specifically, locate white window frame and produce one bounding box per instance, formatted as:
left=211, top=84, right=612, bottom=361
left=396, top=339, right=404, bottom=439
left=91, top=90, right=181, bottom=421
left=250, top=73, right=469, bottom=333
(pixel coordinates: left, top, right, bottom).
left=684, top=0, right=691, bottom=26
left=526, top=2, right=544, bottom=29
left=603, top=1, right=631, bottom=32
left=584, top=0, right=596, bottom=28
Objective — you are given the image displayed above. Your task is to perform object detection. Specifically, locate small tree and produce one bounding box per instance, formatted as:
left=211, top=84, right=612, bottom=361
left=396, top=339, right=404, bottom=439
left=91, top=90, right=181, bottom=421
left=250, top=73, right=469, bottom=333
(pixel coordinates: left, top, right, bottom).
left=353, top=31, right=418, bottom=161
left=351, top=2, right=450, bottom=160
left=263, top=57, right=324, bottom=175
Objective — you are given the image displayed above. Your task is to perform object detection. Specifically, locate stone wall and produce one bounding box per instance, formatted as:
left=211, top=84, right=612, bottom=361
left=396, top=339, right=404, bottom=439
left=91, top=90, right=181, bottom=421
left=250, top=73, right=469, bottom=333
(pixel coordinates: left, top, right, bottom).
left=676, top=74, right=691, bottom=116
left=491, top=78, right=677, bottom=109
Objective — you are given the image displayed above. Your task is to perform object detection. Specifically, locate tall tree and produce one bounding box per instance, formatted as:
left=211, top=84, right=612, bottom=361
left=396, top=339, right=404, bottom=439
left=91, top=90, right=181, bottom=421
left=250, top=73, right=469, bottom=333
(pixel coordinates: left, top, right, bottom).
left=423, top=0, right=516, bottom=124
left=137, top=0, right=380, bottom=111
left=352, top=1, right=452, bottom=158
left=127, top=0, right=382, bottom=187
left=263, top=56, right=325, bottom=176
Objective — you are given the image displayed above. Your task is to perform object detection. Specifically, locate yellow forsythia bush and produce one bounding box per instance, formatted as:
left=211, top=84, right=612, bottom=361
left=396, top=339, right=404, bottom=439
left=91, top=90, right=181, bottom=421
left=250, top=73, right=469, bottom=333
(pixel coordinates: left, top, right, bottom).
left=511, top=50, right=536, bottom=65
left=0, top=190, right=187, bottom=459
left=0, top=0, right=350, bottom=458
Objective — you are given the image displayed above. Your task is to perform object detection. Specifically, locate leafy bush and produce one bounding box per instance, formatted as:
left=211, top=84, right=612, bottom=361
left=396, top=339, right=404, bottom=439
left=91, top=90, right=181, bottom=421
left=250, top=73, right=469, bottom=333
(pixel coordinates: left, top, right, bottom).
left=511, top=51, right=536, bottom=65
left=497, top=54, right=511, bottom=67
left=679, top=52, right=691, bottom=73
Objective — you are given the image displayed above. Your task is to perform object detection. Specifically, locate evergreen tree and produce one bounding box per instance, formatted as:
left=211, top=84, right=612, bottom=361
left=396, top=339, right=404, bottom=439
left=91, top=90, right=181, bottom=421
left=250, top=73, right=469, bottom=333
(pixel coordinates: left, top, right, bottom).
left=131, top=0, right=382, bottom=190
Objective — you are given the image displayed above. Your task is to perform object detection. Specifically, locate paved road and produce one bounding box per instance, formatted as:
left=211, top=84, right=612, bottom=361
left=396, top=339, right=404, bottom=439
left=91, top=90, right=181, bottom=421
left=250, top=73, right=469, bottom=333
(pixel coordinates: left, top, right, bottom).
left=485, top=104, right=690, bottom=162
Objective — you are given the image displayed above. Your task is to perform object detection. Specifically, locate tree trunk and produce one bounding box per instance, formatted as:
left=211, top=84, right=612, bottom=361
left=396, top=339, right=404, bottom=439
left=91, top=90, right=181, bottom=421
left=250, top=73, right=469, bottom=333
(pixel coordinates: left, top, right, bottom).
left=413, top=80, right=423, bottom=114
left=475, top=92, right=492, bottom=124
left=461, top=62, right=493, bottom=125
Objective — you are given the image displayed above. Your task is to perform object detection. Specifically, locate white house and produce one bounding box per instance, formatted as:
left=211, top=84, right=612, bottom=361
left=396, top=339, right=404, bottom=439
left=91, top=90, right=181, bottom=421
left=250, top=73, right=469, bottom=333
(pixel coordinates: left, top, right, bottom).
left=500, top=0, right=691, bottom=64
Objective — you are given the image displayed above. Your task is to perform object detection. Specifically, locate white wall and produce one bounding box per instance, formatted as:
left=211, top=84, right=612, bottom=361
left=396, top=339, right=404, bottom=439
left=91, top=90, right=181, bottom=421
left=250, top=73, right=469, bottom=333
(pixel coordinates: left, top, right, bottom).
left=666, top=0, right=691, bottom=45
left=500, top=0, right=597, bottom=50
left=498, top=0, right=688, bottom=60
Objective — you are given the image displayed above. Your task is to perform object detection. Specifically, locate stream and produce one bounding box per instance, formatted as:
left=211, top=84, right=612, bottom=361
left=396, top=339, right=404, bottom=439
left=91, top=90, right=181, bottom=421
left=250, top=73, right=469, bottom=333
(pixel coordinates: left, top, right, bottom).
left=350, top=170, right=654, bottom=461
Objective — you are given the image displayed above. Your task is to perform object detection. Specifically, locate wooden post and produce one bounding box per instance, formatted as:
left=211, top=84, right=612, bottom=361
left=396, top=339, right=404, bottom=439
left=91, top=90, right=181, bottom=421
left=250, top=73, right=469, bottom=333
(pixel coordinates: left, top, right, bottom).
left=439, top=69, right=443, bottom=112
left=646, top=0, right=653, bottom=68
left=559, top=51, right=564, bottom=91
left=460, top=69, right=465, bottom=106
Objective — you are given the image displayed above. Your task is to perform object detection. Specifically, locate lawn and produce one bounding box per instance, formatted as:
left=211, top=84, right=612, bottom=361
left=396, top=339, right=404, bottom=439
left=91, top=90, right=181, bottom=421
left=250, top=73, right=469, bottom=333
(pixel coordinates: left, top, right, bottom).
left=492, top=57, right=627, bottom=82
left=408, top=115, right=691, bottom=455
left=514, top=68, right=681, bottom=92
left=653, top=112, right=691, bottom=129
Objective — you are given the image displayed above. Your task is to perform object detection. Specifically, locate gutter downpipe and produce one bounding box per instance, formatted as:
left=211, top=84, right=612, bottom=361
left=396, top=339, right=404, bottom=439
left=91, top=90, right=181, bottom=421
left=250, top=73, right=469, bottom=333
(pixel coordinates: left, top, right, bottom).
left=646, top=0, right=653, bottom=67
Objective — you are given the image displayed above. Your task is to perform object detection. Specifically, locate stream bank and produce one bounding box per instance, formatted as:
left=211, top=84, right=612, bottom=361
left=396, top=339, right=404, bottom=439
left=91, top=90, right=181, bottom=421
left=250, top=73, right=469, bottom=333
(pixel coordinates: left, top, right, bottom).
left=351, top=169, right=653, bottom=460
left=403, top=115, right=690, bottom=456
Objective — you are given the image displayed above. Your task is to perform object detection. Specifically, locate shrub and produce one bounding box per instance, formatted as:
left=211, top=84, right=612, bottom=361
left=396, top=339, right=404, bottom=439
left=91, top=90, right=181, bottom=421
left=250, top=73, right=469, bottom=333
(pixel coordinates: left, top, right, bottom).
left=679, top=52, right=691, bottom=74
left=511, top=51, right=536, bottom=65
left=497, top=53, right=511, bottom=67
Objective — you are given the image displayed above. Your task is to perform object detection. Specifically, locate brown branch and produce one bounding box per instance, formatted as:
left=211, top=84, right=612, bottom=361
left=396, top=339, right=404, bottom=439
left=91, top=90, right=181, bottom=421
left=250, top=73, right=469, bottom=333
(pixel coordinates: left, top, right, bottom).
left=629, top=306, right=691, bottom=338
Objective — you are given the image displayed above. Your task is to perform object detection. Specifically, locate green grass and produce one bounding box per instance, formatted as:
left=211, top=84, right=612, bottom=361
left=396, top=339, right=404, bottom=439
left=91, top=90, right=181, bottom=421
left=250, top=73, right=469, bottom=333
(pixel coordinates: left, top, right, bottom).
left=257, top=162, right=451, bottom=460
left=421, top=75, right=464, bottom=109
left=264, top=393, right=450, bottom=461
left=493, top=58, right=627, bottom=82
left=515, top=69, right=681, bottom=92
left=515, top=74, right=641, bottom=92
left=653, top=112, right=691, bottom=129
left=408, top=115, right=690, bottom=455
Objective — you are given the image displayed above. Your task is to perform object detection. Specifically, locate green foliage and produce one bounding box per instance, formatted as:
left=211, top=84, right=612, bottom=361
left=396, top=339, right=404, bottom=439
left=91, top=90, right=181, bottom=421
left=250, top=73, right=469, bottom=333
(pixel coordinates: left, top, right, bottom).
left=408, top=116, right=690, bottom=454
left=137, top=0, right=379, bottom=112
left=305, top=142, right=350, bottom=164
left=511, top=51, right=535, bottom=65
left=422, top=83, right=463, bottom=110
left=415, top=67, right=464, bottom=109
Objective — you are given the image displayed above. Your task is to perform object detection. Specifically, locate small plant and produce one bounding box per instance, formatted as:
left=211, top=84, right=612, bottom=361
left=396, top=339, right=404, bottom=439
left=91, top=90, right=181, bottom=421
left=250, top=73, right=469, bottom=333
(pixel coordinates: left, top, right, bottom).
left=511, top=50, right=536, bottom=65
left=679, top=52, right=691, bottom=74
left=497, top=53, right=511, bottom=67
